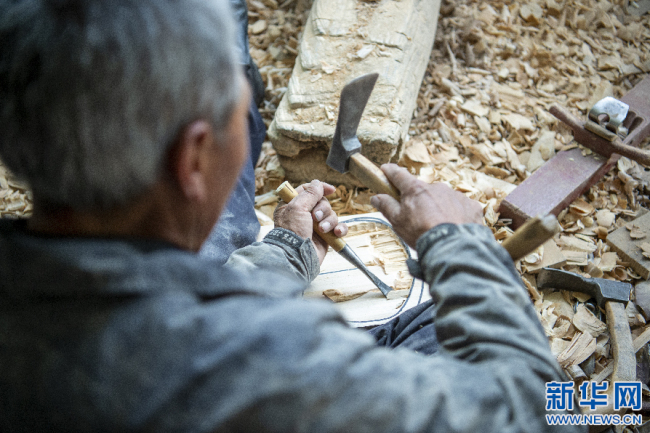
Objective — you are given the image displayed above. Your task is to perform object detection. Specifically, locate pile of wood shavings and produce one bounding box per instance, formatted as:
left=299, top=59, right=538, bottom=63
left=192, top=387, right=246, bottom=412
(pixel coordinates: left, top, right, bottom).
left=247, top=0, right=313, bottom=126
left=248, top=0, right=313, bottom=199
left=0, top=163, right=32, bottom=219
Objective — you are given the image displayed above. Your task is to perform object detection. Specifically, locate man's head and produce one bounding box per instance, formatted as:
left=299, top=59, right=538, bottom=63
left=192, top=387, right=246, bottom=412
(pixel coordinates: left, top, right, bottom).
left=0, top=0, right=246, bottom=210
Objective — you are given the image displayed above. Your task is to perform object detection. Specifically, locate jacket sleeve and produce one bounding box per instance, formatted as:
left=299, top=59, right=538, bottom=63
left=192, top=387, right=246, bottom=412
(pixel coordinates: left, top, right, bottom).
left=224, top=227, right=320, bottom=284
left=221, top=223, right=584, bottom=432
left=416, top=223, right=561, bottom=373
left=154, top=223, right=584, bottom=432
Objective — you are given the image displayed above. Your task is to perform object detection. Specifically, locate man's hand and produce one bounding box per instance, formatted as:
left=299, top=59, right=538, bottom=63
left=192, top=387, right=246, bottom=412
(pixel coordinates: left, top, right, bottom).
left=273, top=180, right=348, bottom=264
left=370, top=164, right=483, bottom=248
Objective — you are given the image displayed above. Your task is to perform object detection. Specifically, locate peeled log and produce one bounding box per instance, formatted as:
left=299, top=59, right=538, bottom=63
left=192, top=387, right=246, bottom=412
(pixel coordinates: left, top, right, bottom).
left=269, top=0, right=441, bottom=186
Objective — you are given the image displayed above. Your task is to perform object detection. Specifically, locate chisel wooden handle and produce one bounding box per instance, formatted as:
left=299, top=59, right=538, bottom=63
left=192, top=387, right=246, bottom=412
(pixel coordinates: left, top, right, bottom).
left=275, top=181, right=346, bottom=252
left=502, top=214, right=560, bottom=262
left=348, top=153, right=401, bottom=200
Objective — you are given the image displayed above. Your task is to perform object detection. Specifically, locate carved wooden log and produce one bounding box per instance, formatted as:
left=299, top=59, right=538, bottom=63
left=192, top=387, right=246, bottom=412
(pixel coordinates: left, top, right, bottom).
left=269, top=0, right=441, bottom=186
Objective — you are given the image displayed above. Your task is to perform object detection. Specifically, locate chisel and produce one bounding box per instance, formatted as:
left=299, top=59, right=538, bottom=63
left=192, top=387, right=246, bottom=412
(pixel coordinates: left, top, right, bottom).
left=275, top=181, right=393, bottom=298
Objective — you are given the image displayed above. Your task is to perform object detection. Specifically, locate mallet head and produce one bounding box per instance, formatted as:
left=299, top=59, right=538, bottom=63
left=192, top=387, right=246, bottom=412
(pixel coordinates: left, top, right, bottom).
left=537, top=268, right=631, bottom=306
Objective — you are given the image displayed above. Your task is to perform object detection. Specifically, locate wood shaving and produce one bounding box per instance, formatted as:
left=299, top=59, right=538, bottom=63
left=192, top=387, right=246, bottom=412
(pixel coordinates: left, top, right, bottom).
left=573, top=304, right=607, bottom=337
left=640, top=242, right=650, bottom=260
left=557, top=331, right=597, bottom=368
left=323, top=288, right=365, bottom=303
left=630, top=225, right=647, bottom=239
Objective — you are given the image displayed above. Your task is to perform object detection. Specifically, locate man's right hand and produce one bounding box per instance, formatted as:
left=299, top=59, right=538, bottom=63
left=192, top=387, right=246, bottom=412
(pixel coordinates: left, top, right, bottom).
left=370, top=164, right=483, bottom=248
left=273, top=180, right=347, bottom=265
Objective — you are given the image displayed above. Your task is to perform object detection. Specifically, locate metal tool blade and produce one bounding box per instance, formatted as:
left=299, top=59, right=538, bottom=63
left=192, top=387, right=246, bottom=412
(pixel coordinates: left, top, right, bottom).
left=327, top=73, right=379, bottom=173
left=337, top=244, right=392, bottom=297
left=588, top=96, right=630, bottom=137
left=537, top=268, right=630, bottom=306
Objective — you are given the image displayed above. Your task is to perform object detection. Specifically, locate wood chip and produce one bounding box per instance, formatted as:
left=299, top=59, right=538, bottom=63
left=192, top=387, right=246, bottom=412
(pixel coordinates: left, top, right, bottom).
left=597, top=252, right=618, bottom=273
left=557, top=332, right=597, bottom=368
left=460, top=100, right=489, bottom=117
left=403, top=140, right=432, bottom=164
left=544, top=291, right=575, bottom=320
left=525, top=239, right=566, bottom=273
left=393, top=270, right=413, bottom=290
left=564, top=251, right=589, bottom=267
left=569, top=198, right=594, bottom=217
left=519, top=3, right=543, bottom=25
left=594, top=226, right=608, bottom=240
left=585, top=261, right=604, bottom=279
left=502, top=113, right=534, bottom=131
left=573, top=304, right=607, bottom=337
left=250, top=19, right=268, bottom=35
left=559, top=235, right=597, bottom=253
left=595, top=209, right=615, bottom=228
left=323, top=289, right=365, bottom=303
left=631, top=226, right=647, bottom=240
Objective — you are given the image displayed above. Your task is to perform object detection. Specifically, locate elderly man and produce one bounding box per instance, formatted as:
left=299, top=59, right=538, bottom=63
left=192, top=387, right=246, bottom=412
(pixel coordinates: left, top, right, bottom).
left=0, top=0, right=583, bottom=432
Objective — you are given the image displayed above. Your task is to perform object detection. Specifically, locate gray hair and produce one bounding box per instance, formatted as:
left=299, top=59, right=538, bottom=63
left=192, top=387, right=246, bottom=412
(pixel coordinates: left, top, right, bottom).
left=0, top=0, right=243, bottom=209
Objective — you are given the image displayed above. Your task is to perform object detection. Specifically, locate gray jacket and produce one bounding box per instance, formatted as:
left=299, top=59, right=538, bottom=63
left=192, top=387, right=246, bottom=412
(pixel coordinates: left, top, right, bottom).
left=0, top=220, right=584, bottom=432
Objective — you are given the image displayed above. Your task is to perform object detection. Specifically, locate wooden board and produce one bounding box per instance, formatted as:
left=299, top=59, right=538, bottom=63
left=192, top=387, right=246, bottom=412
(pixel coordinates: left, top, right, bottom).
left=269, top=0, right=441, bottom=186
left=258, top=212, right=430, bottom=327
left=607, top=211, right=650, bottom=280
left=499, top=148, right=616, bottom=229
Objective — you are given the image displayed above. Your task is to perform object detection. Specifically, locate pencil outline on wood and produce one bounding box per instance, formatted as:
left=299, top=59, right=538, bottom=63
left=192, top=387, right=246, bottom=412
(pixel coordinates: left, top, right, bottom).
left=315, top=216, right=427, bottom=327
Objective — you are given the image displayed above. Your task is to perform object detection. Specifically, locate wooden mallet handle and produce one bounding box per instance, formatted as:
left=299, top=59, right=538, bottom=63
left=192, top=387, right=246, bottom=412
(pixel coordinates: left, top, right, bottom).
left=275, top=181, right=347, bottom=252
left=502, top=214, right=559, bottom=261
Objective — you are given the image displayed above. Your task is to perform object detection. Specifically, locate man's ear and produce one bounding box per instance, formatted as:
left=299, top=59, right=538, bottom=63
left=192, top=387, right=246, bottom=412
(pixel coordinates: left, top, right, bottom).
left=169, top=120, right=214, bottom=203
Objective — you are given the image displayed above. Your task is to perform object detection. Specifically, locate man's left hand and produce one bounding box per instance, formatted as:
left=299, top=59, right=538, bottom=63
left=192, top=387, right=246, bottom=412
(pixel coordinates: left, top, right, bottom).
left=273, top=180, right=348, bottom=264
